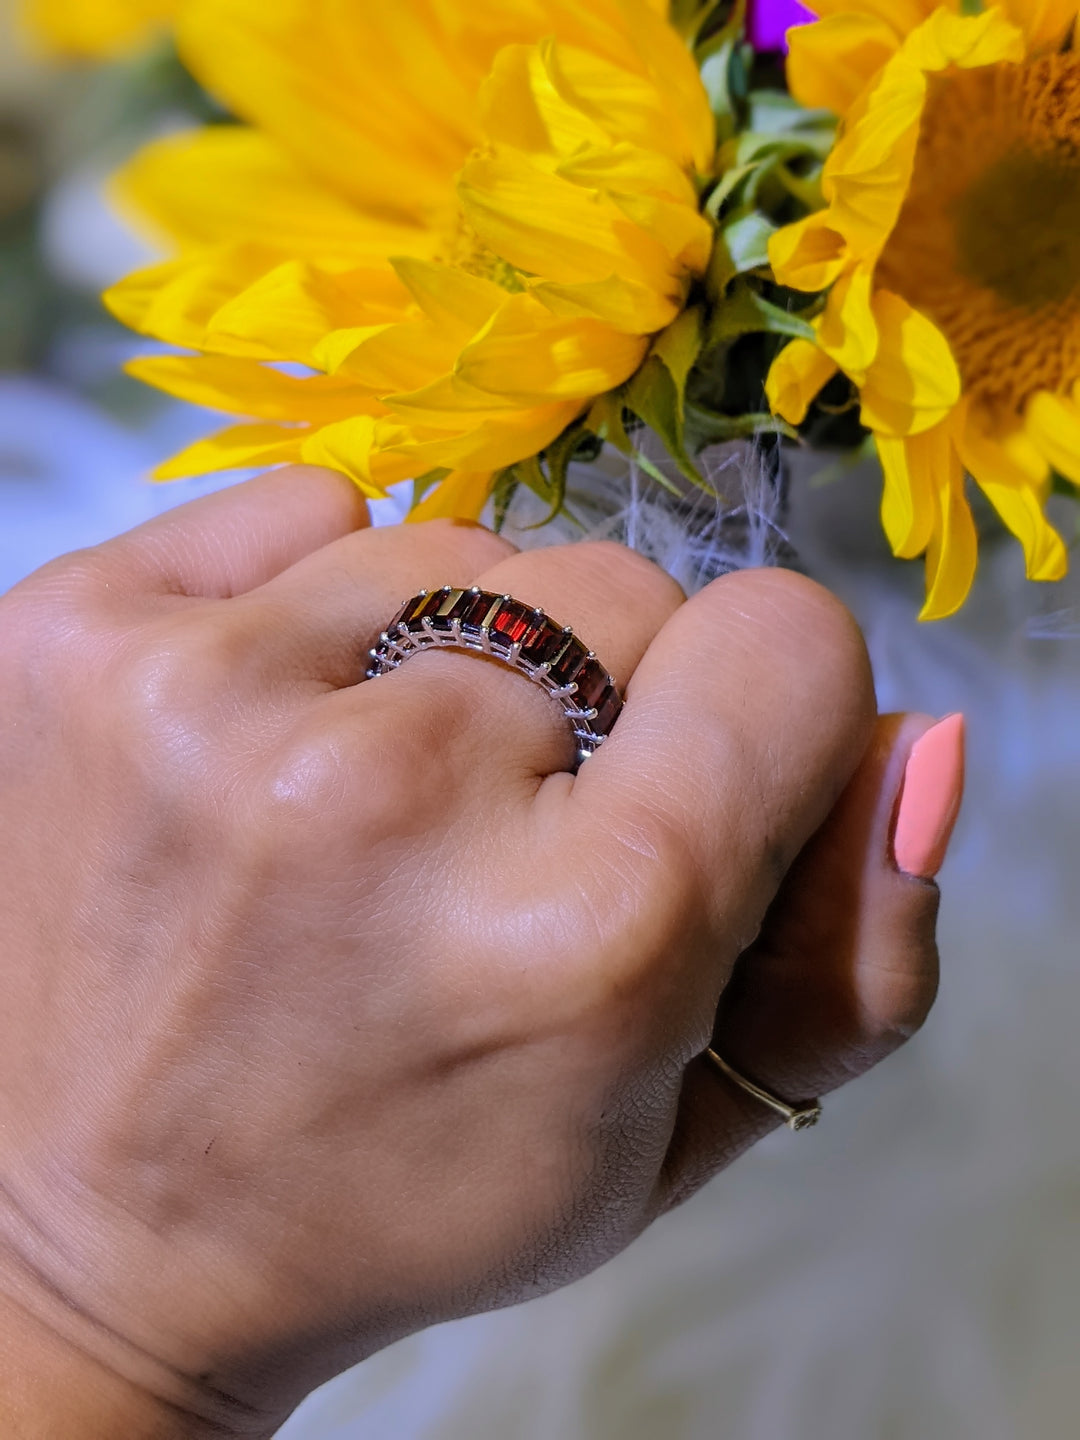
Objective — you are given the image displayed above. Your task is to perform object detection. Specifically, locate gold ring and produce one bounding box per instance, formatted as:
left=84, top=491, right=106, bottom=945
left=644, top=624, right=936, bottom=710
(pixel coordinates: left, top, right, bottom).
left=705, top=1048, right=822, bottom=1132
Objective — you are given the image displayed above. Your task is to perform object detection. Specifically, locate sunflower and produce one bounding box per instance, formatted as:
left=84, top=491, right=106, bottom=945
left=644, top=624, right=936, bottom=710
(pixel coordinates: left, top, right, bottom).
left=767, top=2, right=1080, bottom=618
left=23, top=0, right=180, bottom=57
left=105, top=0, right=716, bottom=521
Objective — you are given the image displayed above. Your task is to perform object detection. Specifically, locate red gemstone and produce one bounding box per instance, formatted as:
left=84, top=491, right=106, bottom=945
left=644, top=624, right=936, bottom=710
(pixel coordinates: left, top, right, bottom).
left=519, top=616, right=562, bottom=666
left=407, top=589, right=450, bottom=624
left=547, top=635, right=588, bottom=687
left=570, top=657, right=609, bottom=711
left=490, top=599, right=532, bottom=648
left=591, top=687, right=623, bottom=734
left=428, top=589, right=471, bottom=630
left=458, top=591, right=500, bottom=635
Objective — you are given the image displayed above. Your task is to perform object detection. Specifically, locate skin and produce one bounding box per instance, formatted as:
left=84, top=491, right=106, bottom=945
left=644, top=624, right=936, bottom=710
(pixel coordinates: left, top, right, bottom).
left=0, top=466, right=942, bottom=1439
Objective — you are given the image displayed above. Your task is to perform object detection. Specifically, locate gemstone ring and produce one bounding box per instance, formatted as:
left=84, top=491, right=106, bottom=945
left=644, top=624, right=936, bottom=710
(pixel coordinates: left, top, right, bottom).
left=365, top=586, right=624, bottom=770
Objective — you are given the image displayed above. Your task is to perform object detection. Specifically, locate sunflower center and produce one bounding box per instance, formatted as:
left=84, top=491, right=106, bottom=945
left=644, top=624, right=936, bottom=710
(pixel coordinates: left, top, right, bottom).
left=877, top=55, right=1080, bottom=420
left=955, top=149, right=1080, bottom=310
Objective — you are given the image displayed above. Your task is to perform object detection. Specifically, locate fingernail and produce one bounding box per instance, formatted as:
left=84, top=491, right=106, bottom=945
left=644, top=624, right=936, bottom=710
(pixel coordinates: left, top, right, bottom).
left=892, top=714, right=966, bottom=879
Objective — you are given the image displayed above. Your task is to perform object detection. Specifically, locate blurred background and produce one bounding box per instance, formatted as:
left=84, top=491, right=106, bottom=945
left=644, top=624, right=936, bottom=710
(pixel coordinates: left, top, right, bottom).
left=2, top=4, right=1079, bottom=1436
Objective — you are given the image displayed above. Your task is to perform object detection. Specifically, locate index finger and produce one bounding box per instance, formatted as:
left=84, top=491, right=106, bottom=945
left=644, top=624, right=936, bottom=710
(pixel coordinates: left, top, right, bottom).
left=568, top=568, right=876, bottom=999
left=92, top=465, right=369, bottom=599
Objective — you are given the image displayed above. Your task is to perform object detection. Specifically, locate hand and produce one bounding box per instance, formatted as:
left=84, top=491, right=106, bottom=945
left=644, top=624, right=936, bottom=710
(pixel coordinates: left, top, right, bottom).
left=0, top=467, right=948, bottom=1438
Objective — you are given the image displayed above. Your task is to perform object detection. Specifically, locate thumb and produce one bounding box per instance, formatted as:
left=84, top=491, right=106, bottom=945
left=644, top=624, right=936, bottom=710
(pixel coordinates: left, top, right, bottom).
left=656, top=711, right=964, bottom=1211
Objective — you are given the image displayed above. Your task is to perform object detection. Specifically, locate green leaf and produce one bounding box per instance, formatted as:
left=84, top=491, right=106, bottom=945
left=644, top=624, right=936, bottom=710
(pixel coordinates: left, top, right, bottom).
left=584, top=391, right=634, bottom=454
left=670, top=0, right=738, bottom=44
left=746, top=91, right=836, bottom=139
left=625, top=306, right=709, bottom=488
left=707, top=282, right=819, bottom=348
left=699, top=44, right=739, bottom=131
left=411, top=469, right=449, bottom=509
left=695, top=0, right=746, bottom=61
left=534, top=420, right=590, bottom=524
left=514, top=453, right=555, bottom=505
left=734, top=129, right=835, bottom=168
left=653, top=305, right=705, bottom=401
left=685, top=405, right=798, bottom=446
left=490, top=468, right=519, bottom=534
left=772, top=163, right=824, bottom=211
left=707, top=212, right=777, bottom=297
left=704, top=160, right=759, bottom=219
left=630, top=449, right=689, bottom=497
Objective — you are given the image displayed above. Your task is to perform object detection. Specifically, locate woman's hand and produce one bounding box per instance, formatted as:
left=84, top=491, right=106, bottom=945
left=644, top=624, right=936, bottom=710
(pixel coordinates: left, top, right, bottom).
left=0, top=467, right=950, bottom=1438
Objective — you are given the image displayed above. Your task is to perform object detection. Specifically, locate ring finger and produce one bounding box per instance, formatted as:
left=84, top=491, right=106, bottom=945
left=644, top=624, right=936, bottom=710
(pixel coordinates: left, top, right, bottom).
left=256, top=523, right=685, bottom=780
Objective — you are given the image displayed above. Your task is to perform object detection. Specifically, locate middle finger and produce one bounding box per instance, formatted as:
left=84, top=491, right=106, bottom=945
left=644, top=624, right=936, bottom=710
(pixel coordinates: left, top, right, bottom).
left=307, top=534, right=685, bottom=784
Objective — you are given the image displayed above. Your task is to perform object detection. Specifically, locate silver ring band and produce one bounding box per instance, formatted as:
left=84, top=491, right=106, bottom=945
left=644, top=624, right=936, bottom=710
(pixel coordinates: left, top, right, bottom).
left=365, top=586, right=624, bottom=769
left=705, top=1048, right=822, bottom=1132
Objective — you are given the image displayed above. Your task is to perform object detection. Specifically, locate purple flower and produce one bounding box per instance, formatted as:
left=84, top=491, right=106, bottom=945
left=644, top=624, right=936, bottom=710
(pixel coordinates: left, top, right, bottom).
left=747, top=0, right=815, bottom=52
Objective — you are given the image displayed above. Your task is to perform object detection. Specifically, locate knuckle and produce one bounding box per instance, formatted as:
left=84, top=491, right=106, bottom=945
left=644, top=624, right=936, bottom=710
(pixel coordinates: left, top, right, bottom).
left=711, top=566, right=873, bottom=707
left=412, top=516, right=518, bottom=569
left=254, top=727, right=356, bottom=828
left=560, top=539, right=687, bottom=614
left=0, top=551, right=115, bottom=668
left=253, top=682, right=458, bottom=843
left=96, top=611, right=258, bottom=784
left=111, top=622, right=224, bottom=719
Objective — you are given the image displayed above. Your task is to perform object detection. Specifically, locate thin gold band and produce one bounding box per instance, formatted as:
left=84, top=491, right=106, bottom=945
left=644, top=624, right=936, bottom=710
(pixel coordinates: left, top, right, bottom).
left=705, top=1048, right=822, bottom=1133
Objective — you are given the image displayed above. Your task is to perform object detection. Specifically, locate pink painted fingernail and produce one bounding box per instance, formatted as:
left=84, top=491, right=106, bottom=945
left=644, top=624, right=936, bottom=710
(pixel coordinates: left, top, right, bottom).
left=892, top=714, right=966, bottom=879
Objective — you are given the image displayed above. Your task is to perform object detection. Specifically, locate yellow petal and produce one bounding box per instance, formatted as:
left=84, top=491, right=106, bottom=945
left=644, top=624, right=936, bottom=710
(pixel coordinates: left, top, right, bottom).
left=816, top=265, right=879, bottom=380
left=807, top=10, right=1026, bottom=263
left=299, top=414, right=392, bottom=494
left=876, top=420, right=947, bottom=559
left=478, top=45, right=576, bottom=157
left=176, top=0, right=472, bottom=218
left=898, top=6, right=1027, bottom=73
left=766, top=340, right=840, bottom=426
left=206, top=262, right=411, bottom=364
left=556, top=142, right=698, bottom=211
left=126, top=355, right=375, bottom=424
left=787, top=14, right=900, bottom=116
left=921, top=449, right=978, bottom=622
left=113, top=127, right=422, bottom=261
left=807, top=0, right=935, bottom=31
left=768, top=215, right=849, bottom=293
left=1001, top=0, right=1077, bottom=49
left=614, top=0, right=716, bottom=174
left=459, top=148, right=675, bottom=295
left=408, top=471, right=495, bottom=523
left=606, top=191, right=714, bottom=275
left=822, top=63, right=925, bottom=252
left=374, top=401, right=583, bottom=477
left=153, top=423, right=307, bottom=481
left=315, top=312, right=463, bottom=392
left=1026, top=391, right=1080, bottom=487
left=389, top=258, right=506, bottom=340
left=530, top=274, right=678, bottom=334
left=24, top=0, right=175, bottom=57
left=454, top=295, right=648, bottom=402
left=386, top=373, right=541, bottom=425
left=103, top=246, right=283, bottom=353
left=484, top=39, right=666, bottom=172
left=859, top=290, right=961, bottom=437
left=959, top=419, right=1066, bottom=582
left=542, top=37, right=691, bottom=170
